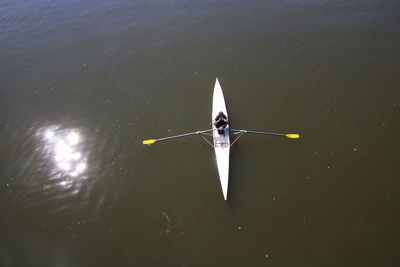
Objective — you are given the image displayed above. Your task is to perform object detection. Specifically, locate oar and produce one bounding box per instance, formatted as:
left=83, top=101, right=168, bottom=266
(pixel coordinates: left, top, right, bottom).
left=143, top=129, right=215, bottom=145
left=230, top=129, right=300, bottom=139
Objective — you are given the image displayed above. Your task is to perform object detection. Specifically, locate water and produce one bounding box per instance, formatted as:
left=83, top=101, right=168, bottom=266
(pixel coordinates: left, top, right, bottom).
left=1, top=0, right=399, bottom=266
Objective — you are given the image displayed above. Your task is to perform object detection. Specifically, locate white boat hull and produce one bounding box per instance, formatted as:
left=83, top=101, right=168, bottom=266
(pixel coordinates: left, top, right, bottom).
left=212, top=78, right=230, bottom=200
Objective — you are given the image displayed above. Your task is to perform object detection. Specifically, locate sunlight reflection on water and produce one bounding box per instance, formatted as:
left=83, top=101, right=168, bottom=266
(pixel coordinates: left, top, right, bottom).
left=39, top=126, right=88, bottom=187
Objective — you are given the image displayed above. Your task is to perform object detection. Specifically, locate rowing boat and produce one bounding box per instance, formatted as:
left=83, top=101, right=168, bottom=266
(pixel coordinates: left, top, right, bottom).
left=212, top=78, right=230, bottom=200
left=142, top=79, right=300, bottom=200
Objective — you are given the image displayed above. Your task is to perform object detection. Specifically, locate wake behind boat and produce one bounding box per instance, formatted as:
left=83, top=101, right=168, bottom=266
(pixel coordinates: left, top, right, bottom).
left=142, top=78, right=300, bottom=200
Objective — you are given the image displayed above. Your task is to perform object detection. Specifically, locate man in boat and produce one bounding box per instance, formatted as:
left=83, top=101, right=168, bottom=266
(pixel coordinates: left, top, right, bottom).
left=213, top=111, right=228, bottom=135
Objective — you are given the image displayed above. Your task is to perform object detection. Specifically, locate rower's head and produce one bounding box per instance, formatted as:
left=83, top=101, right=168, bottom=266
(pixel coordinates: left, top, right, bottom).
left=219, top=111, right=224, bottom=116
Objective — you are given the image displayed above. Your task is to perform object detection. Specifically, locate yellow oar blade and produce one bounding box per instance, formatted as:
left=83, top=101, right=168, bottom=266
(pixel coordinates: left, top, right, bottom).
left=143, top=139, right=157, bottom=145
left=285, top=134, right=300, bottom=139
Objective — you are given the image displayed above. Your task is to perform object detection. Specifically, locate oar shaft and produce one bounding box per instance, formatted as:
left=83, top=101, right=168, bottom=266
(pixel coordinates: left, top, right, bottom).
left=156, top=129, right=214, bottom=142
left=245, top=130, right=285, bottom=136
left=156, top=132, right=198, bottom=141
left=231, top=129, right=285, bottom=136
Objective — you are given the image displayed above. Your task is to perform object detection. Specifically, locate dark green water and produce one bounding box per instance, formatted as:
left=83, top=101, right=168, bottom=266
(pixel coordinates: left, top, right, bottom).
left=1, top=0, right=399, bottom=266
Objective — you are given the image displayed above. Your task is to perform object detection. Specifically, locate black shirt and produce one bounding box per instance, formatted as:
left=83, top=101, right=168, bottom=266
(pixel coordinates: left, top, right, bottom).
left=215, top=114, right=227, bottom=121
